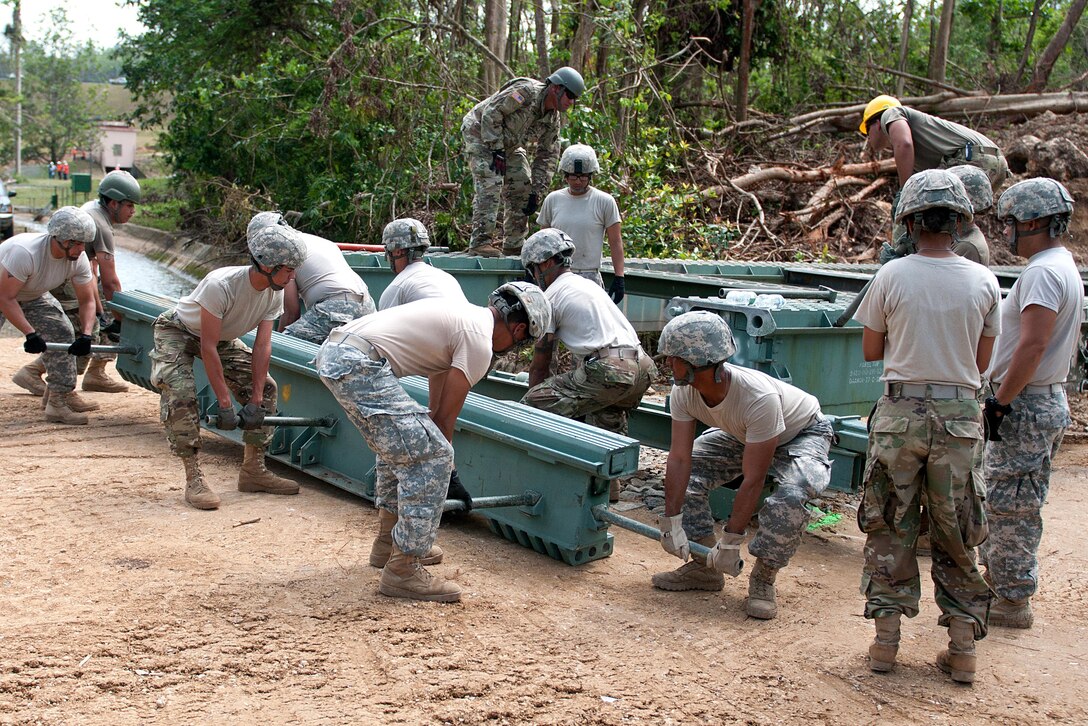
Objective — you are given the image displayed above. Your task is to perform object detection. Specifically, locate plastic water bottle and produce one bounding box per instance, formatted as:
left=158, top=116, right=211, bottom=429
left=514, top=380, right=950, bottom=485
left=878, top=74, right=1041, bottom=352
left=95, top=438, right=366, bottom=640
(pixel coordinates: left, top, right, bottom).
left=724, top=290, right=757, bottom=305
left=753, top=294, right=786, bottom=310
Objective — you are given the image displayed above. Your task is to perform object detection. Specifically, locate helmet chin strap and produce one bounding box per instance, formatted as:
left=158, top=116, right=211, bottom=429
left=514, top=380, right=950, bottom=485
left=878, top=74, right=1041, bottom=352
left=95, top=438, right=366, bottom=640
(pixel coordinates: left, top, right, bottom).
left=1007, top=224, right=1050, bottom=255
left=251, top=254, right=285, bottom=290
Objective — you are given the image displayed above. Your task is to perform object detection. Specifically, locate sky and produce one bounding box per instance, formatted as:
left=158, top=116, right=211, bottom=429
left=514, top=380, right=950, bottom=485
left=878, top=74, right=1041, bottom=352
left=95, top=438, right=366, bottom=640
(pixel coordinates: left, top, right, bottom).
left=19, top=0, right=145, bottom=50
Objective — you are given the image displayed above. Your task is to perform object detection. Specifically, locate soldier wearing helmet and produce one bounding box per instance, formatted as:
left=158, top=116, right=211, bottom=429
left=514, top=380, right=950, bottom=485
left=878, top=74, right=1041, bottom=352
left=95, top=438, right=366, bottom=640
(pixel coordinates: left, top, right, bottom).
left=946, top=165, right=994, bottom=265
left=246, top=211, right=375, bottom=344
left=980, top=178, right=1080, bottom=631
left=315, top=281, right=551, bottom=603
left=536, top=144, right=627, bottom=302
left=1, top=207, right=99, bottom=425
left=853, top=168, right=1003, bottom=683
left=148, top=222, right=310, bottom=512
left=461, top=66, right=585, bottom=258
left=650, top=310, right=835, bottom=622
left=378, top=218, right=466, bottom=310
left=518, top=229, right=654, bottom=500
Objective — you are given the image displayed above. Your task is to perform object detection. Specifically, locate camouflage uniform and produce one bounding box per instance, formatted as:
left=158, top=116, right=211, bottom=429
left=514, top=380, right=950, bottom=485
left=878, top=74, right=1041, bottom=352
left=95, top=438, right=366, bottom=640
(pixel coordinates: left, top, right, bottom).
left=48, top=279, right=104, bottom=374
left=149, top=311, right=276, bottom=456
left=462, top=78, right=561, bottom=250
left=281, top=296, right=376, bottom=345
left=316, top=341, right=452, bottom=557
left=680, top=418, right=834, bottom=569
left=859, top=395, right=991, bottom=635
left=0, top=295, right=77, bottom=393
left=572, top=269, right=605, bottom=287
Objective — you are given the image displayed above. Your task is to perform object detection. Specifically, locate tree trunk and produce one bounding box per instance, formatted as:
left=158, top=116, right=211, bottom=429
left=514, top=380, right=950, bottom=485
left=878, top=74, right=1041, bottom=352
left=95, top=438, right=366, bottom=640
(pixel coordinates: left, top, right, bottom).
left=895, top=0, right=914, bottom=97
left=734, top=0, right=757, bottom=122
left=506, top=0, right=523, bottom=67
left=928, top=0, right=955, bottom=89
left=568, top=0, right=597, bottom=74
left=533, top=0, right=550, bottom=76
left=1027, top=0, right=1088, bottom=92
left=483, top=0, right=508, bottom=90
left=1014, top=0, right=1046, bottom=87
left=987, top=0, right=1003, bottom=72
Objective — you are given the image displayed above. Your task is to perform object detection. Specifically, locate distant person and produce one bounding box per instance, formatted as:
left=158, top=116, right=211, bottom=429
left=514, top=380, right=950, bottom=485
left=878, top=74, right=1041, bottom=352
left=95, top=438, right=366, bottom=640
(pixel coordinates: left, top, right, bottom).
left=461, top=67, right=584, bottom=257
left=536, top=144, right=626, bottom=302
left=59, top=161, right=69, bottom=180
left=48, top=161, right=56, bottom=180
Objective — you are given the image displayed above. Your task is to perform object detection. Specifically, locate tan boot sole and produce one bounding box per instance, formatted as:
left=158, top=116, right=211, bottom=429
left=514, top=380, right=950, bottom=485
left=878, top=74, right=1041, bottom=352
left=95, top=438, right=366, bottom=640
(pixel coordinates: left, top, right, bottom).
left=937, top=654, right=976, bottom=684
left=82, top=380, right=128, bottom=393
left=378, top=581, right=461, bottom=603
left=238, top=480, right=300, bottom=495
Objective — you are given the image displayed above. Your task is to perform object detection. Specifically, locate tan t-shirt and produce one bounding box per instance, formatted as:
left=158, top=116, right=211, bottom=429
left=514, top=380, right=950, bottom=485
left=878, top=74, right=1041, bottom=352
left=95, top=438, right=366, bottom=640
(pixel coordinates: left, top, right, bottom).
left=80, top=200, right=115, bottom=259
left=545, top=272, right=638, bottom=357
left=174, top=266, right=283, bottom=341
left=378, top=262, right=467, bottom=310
left=294, top=232, right=368, bottom=308
left=855, top=254, right=1001, bottom=387
left=0, top=232, right=93, bottom=301
left=337, top=299, right=494, bottom=384
left=536, top=187, right=621, bottom=271
left=669, top=365, right=822, bottom=444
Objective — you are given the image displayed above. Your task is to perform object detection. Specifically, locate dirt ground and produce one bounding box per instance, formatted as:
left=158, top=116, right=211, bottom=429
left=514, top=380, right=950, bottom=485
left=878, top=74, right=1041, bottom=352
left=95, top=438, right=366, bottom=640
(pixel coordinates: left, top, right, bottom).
left=1, top=326, right=1087, bottom=723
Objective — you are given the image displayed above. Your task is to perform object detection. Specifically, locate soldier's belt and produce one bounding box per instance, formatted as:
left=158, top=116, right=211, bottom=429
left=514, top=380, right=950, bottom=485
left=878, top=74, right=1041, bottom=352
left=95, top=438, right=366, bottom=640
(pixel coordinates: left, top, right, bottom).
left=323, top=292, right=367, bottom=303
left=885, top=382, right=977, bottom=399
left=992, top=381, right=1065, bottom=396
left=326, top=329, right=383, bottom=361
left=586, top=345, right=640, bottom=362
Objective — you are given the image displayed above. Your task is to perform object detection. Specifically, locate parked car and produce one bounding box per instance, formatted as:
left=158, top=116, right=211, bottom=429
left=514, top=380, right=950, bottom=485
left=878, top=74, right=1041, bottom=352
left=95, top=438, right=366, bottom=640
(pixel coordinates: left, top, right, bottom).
left=0, top=180, right=15, bottom=240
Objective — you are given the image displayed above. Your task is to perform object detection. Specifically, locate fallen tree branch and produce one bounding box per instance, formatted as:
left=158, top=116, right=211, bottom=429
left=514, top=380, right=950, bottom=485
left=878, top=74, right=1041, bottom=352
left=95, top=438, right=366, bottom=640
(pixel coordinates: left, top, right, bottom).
left=696, top=158, right=896, bottom=199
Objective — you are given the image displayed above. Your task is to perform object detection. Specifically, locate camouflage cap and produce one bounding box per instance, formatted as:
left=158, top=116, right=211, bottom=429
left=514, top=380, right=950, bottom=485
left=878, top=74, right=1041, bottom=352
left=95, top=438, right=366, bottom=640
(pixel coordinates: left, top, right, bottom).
left=248, top=225, right=307, bottom=269
left=947, top=165, right=993, bottom=213
left=658, top=311, right=737, bottom=366
left=47, top=206, right=97, bottom=244
left=521, top=228, right=575, bottom=268
left=559, top=144, right=600, bottom=175
left=382, top=218, right=430, bottom=252
left=895, top=169, right=973, bottom=223
left=489, top=281, right=552, bottom=339
left=996, top=177, right=1074, bottom=223
left=247, top=211, right=290, bottom=240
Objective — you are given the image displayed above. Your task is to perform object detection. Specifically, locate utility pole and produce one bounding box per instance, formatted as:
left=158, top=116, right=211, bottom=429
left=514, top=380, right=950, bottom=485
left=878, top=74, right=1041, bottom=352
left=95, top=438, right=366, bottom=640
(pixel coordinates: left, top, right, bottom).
left=13, top=0, right=22, bottom=176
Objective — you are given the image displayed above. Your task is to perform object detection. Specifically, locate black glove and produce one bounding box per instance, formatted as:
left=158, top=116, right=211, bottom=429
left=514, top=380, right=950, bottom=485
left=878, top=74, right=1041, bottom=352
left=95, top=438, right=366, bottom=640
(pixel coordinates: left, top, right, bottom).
left=446, top=468, right=473, bottom=512
left=238, top=402, right=268, bottom=430
left=522, top=193, right=539, bottom=217
left=23, top=332, right=47, bottom=354
left=609, top=276, right=626, bottom=304
left=983, top=397, right=1013, bottom=442
left=215, top=404, right=239, bottom=431
left=490, top=150, right=507, bottom=175
left=104, top=318, right=122, bottom=343
left=67, top=334, right=93, bottom=357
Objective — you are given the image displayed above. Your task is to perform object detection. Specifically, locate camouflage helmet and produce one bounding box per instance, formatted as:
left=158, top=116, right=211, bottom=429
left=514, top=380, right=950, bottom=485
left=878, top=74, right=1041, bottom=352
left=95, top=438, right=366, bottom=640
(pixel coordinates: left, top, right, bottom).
left=894, top=169, right=973, bottom=224
left=489, top=281, right=552, bottom=339
left=48, top=206, right=97, bottom=244
left=996, top=177, right=1074, bottom=230
left=658, top=311, right=737, bottom=366
left=546, top=66, right=585, bottom=99
left=98, top=170, right=141, bottom=203
left=521, top=228, right=575, bottom=268
left=382, top=218, right=430, bottom=252
left=247, top=211, right=290, bottom=240
left=559, top=144, right=600, bottom=175
left=946, top=165, right=993, bottom=214
left=247, top=225, right=307, bottom=269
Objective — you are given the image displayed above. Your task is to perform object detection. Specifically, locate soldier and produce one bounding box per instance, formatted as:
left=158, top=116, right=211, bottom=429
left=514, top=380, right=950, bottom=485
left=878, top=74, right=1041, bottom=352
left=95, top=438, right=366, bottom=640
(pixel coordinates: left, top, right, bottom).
left=316, top=282, right=551, bottom=602
left=461, top=67, right=584, bottom=258
left=378, top=218, right=466, bottom=310
left=947, top=165, right=994, bottom=266
left=651, top=311, right=834, bottom=621
left=854, top=169, right=1002, bottom=684
left=246, top=212, right=376, bottom=344
left=536, top=144, right=626, bottom=300
left=149, top=225, right=308, bottom=510
left=981, top=178, right=1081, bottom=629
left=0, top=207, right=99, bottom=425
left=11, top=171, right=140, bottom=397
left=520, top=229, right=655, bottom=501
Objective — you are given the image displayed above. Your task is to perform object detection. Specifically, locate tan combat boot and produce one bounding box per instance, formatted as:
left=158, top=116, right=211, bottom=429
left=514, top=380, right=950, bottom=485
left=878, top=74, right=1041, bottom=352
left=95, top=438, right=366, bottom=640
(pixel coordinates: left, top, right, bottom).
left=989, top=597, right=1033, bottom=629
left=368, top=507, right=443, bottom=567
left=12, top=357, right=46, bottom=396
left=42, top=389, right=88, bottom=425
left=466, top=242, right=504, bottom=258
left=183, top=455, right=220, bottom=510
left=238, top=444, right=300, bottom=495
left=651, top=536, right=725, bottom=591
left=747, top=559, right=779, bottom=619
left=43, top=388, right=100, bottom=413
left=936, top=618, right=977, bottom=684
left=82, top=358, right=128, bottom=393
left=379, top=543, right=461, bottom=603
left=869, top=613, right=902, bottom=672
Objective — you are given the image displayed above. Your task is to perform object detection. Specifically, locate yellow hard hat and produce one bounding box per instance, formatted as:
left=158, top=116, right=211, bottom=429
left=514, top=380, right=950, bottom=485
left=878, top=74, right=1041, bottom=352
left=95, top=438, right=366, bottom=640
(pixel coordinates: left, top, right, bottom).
left=859, top=95, right=901, bottom=135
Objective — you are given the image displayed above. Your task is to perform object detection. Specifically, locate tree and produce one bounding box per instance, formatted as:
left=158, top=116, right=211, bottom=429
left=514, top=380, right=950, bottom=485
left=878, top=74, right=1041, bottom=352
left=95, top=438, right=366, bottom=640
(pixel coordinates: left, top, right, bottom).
left=1027, top=0, right=1088, bottom=91
left=928, top=0, right=955, bottom=88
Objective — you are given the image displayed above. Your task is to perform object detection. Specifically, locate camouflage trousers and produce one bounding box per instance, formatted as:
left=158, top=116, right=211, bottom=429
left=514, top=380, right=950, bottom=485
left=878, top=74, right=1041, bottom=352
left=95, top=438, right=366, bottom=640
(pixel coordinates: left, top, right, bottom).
left=282, top=296, right=376, bottom=344
left=51, top=278, right=109, bottom=370
left=316, top=340, right=453, bottom=557
left=571, top=269, right=605, bottom=287
left=463, top=137, right=532, bottom=250
left=859, top=395, right=991, bottom=636
left=980, top=390, right=1069, bottom=602
left=0, top=294, right=77, bottom=394
left=681, top=418, right=834, bottom=570
left=521, top=351, right=656, bottom=435
left=149, top=311, right=276, bottom=457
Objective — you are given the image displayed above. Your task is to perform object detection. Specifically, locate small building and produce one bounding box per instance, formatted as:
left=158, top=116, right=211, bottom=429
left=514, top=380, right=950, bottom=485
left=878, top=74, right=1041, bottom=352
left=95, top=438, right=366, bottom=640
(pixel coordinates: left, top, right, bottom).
left=96, top=122, right=138, bottom=172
